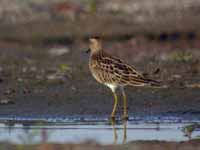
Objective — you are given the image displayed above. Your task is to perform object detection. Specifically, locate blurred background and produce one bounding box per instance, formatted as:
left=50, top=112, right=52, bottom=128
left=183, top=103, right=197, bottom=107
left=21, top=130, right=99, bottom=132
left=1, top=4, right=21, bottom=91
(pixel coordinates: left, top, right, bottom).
left=0, top=0, right=200, bottom=149
left=0, top=0, right=200, bottom=119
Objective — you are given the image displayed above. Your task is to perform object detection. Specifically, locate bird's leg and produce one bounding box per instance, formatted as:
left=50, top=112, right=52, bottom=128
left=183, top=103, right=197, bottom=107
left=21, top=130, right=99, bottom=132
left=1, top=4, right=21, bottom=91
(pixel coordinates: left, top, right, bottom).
left=111, top=119, right=118, bottom=144
left=111, top=91, right=118, bottom=119
left=123, top=119, right=127, bottom=144
left=121, top=87, right=128, bottom=120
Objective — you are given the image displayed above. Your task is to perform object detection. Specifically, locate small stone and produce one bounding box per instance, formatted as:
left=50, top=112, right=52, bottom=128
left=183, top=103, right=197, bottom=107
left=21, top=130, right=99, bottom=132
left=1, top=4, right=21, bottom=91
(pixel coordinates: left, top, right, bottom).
left=172, top=74, right=182, bottom=79
left=46, top=73, right=65, bottom=85
left=4, top=89, right=15, bottom=95
left=22, top=67, right=27, bottom=73
left=48, top=47, right=70, bottom=56
left=46, top=74, right=57, bottom=80
left=47, top=73, right=63, bottom=81
left=17, top=78, right=23, bottom=82
left=71, top=86, right=76, bottom=91
left=30, top=66, right=37, bottom=72
left=0, top=99, right=15, bottom=105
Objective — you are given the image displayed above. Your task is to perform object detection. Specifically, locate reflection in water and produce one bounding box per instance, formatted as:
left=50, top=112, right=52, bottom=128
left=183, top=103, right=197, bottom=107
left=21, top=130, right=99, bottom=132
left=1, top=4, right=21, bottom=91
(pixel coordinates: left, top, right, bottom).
left=4, top=123, right=51, bottom=144
left=123, top=119, right=127, bottom=144
left=111, top=119, right=117, bottom=144
left=111, top=119, right=127, bottom=144
left=22, top=123, right=50, bottom=143
left=0, top=121, right=199, bottom=144
left=5, top=121, right=15, bottom=134
left=41, top=129, right=48, bottom=143
left=19, top=128, right=49, bottom=144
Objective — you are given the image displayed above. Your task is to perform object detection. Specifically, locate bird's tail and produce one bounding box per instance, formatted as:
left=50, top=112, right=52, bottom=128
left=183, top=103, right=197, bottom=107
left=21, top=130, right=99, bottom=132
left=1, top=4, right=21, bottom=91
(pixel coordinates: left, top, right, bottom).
left=128, top=76, right=161, bottom=87
left=145, top=78, right=161, bottom=87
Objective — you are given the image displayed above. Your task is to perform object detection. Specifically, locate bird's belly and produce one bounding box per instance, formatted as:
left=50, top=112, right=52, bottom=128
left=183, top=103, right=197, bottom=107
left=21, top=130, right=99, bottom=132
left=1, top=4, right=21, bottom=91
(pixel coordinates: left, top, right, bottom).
left=91, top=72, right=103, bottom=83
left=104, top=83, right=117, bottom=92
left=91, top=72, right=117, bottom=91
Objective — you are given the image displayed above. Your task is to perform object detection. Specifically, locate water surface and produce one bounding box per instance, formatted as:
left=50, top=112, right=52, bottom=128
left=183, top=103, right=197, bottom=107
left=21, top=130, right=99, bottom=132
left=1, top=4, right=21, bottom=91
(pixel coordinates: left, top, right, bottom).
left=0, top=120, right=199, bottom=144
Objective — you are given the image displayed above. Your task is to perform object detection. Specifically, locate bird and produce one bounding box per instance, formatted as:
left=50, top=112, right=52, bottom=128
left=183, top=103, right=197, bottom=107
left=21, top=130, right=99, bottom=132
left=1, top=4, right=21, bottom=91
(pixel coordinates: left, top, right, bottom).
left=87, top=37, right=160, bottom=120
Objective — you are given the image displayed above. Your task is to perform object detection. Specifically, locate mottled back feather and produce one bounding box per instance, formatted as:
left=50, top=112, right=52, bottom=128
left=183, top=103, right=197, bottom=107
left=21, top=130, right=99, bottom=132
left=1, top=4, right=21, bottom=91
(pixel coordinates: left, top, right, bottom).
left=88, top=38, right=160, bottom=88
left=89, top=51, right=155, bottom=86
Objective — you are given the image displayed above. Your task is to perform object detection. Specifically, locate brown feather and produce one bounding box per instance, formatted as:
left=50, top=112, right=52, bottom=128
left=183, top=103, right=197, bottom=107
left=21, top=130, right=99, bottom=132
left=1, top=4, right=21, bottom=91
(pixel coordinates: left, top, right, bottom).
left=89, top=50, right=159, bottom=87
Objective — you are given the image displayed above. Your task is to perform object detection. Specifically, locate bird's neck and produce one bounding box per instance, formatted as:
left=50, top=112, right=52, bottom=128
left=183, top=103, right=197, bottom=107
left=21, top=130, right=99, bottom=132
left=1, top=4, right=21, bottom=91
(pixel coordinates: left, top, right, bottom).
left=90, top=50, right=104, bottom=60
left=90, top=48, right=102, bottom=56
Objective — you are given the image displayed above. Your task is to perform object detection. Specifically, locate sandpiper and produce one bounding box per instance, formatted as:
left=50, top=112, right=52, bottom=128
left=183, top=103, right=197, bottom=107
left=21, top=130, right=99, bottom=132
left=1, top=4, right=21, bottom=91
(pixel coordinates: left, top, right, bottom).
left=87, top=37, right=160, bottom=120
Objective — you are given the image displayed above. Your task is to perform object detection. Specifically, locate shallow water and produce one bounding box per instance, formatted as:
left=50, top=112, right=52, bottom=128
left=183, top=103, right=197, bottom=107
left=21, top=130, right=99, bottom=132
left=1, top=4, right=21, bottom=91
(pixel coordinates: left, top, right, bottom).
left=0, top=120, right=200, bottom=145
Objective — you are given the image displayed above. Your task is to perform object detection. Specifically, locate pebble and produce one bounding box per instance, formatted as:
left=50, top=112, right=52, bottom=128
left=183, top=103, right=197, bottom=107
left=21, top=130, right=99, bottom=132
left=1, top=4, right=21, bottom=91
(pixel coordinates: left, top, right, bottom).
left=4, top=89, right=15, bottom=95
left=0, top=99, right=15, bottom=105
left=46, top=73, right=63, bottom=80
left=48, top=47, right=70, bottom=56
left=172, top=74, right=182, bottom=79
left=30, top=66, right=37, bottom=72
left=17, top=78, right=23, bottom=82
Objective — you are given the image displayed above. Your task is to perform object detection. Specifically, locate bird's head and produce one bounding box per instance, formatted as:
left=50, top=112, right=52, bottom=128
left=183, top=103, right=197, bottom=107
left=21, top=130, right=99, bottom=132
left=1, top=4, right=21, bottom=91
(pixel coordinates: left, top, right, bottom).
left=86, top=37, right=102, bottom=53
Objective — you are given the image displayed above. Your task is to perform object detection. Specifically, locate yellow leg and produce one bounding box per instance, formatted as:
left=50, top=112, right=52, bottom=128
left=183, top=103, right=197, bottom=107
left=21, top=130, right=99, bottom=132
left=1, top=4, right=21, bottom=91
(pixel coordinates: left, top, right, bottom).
left=123, top=119, right=127, bottom=144
left=111, top=119, right=117, bottom=144
left=111, top=92, right=118, bottom=119
left=121, top=87, right=128, bottom=120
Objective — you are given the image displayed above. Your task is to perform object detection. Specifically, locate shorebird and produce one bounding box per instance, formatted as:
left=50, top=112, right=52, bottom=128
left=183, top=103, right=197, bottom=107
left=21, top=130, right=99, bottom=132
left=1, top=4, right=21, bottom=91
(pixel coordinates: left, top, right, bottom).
left=87, top=37, right=160, bottom=120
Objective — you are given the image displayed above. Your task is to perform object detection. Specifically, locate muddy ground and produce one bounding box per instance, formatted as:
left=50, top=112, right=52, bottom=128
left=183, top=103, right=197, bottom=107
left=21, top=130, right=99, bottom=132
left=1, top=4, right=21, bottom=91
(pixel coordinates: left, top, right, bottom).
left=0, top=1, right=200, bottom=149
left=0, top=0, right=200, bottom=121
left=0, top=37, right=199, bottom=121
left=1, top=140, right=200, bottom=150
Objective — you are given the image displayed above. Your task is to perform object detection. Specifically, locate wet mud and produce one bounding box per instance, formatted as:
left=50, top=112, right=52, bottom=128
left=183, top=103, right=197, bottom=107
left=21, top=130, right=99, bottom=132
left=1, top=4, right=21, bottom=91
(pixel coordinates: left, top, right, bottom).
left=0, top=38, right=199, bottom=122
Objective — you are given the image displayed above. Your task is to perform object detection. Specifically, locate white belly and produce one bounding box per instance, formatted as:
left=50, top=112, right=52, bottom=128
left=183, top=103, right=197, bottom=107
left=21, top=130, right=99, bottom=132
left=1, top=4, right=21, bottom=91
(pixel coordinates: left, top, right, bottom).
left=105, top=83, right=117, bottom=92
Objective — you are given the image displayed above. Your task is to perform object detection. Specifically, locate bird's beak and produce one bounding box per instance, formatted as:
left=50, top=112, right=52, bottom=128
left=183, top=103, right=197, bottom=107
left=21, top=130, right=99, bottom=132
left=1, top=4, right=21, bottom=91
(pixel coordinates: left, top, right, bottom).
left=86, top=48, right=91, bottom=53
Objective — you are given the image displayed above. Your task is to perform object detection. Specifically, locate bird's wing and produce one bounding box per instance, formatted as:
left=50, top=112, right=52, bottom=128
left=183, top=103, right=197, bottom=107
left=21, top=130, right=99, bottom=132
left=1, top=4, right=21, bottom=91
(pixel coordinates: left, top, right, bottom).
left=92, top=53, right=149, bottom=85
